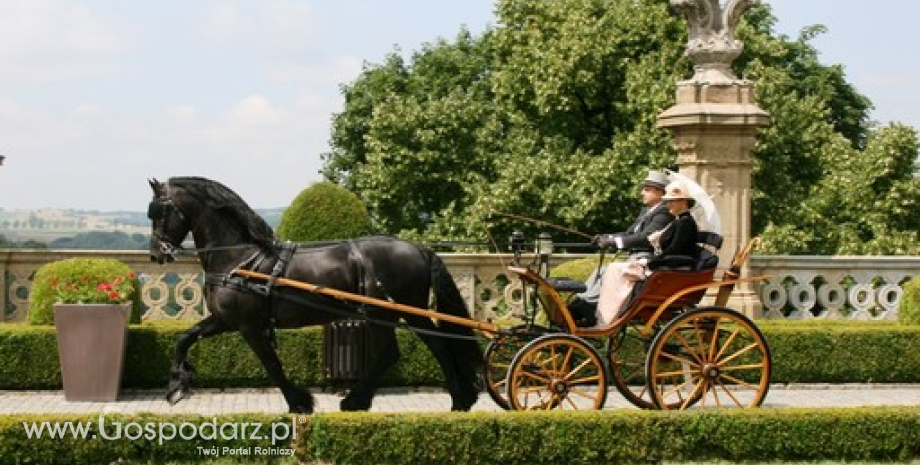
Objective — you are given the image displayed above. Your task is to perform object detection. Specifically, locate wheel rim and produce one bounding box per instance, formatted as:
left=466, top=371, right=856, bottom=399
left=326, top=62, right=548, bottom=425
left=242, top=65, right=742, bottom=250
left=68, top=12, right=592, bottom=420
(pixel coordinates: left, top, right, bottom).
left=484, top=326, right=548, bottom=410
left=507, top=335, right=608, bottom=411
left=646, top=308, right=771, bottom=410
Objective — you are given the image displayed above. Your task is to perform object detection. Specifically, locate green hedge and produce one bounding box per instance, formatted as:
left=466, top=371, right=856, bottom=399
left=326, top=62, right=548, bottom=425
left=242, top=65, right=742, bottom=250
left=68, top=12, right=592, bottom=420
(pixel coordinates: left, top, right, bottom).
left=2, top=321, right=920, bottom=390
left=0, top=324, right=443, bottom=390
left=300, top=408, right=920, bottom=464
left=3, top=409, right=919, bottom=464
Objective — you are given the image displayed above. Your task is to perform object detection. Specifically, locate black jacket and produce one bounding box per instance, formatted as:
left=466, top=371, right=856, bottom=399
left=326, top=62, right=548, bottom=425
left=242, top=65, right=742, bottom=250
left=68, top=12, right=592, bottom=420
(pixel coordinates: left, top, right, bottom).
left=648, top=211, right=699, bottom=269
left=620, top=203, right=674, bottom=254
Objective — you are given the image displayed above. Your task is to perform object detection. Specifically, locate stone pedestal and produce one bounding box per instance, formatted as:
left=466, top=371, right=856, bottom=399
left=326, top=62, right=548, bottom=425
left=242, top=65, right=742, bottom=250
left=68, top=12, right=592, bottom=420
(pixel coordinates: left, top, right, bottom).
left=657, top=80, right=769, bottom=316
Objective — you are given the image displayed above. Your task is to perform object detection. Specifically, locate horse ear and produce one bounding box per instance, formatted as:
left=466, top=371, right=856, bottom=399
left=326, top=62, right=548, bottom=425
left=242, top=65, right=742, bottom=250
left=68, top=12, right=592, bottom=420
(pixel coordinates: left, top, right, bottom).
left=149, top=178, right=166, bottom=197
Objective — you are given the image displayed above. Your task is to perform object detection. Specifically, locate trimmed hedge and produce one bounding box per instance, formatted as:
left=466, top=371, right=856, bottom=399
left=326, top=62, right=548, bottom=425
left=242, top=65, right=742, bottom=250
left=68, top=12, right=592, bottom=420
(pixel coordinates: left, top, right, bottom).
left=2, top=321, right=920, bottom=390
left=3, top=409, right=919, bottom=464
left=300, top=408, right=920, bottom=464
left=0, top=324, right=442, bottom=390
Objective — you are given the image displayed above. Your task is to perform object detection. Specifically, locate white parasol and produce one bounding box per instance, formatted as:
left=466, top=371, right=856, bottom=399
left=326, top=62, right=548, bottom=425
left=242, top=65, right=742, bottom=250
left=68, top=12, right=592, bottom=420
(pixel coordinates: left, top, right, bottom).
left=665, top=170, right=721, bottom=234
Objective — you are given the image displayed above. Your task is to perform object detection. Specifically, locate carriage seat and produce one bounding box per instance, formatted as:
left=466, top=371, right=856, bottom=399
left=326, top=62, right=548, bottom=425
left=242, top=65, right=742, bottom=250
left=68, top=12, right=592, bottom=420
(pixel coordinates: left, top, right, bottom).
left=647, top=231, right=723, bottom=272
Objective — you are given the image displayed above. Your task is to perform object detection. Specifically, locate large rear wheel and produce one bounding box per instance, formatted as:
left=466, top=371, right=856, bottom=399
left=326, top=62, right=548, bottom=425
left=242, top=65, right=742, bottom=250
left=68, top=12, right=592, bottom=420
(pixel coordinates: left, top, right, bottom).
left=646, top=307, right=771, bottom=410
left=507, top=334, right=608, bottom=411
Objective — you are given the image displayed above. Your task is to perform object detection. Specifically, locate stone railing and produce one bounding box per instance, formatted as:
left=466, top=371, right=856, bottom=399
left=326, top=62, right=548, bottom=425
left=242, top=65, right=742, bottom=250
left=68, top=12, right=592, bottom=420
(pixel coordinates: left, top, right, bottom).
left=749, top=255, right=920, bottom=320
left=1, top=250, right=916, bottom=323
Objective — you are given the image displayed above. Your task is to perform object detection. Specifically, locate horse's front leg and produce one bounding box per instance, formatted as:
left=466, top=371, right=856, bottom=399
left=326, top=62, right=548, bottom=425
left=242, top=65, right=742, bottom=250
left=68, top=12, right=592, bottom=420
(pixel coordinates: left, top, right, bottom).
left=239, top=325, right=315, bottom=414
left=166, top=314, right=229, bottom=405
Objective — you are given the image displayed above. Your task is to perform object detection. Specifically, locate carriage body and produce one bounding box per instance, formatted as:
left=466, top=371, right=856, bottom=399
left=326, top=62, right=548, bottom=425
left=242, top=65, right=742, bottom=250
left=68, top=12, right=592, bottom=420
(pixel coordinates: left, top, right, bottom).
left=487, top=237, right=772, bottom=411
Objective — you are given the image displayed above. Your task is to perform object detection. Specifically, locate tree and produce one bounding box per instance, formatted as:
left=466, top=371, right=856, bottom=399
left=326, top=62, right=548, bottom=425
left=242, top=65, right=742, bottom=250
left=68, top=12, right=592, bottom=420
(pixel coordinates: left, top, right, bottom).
left=322, top=0, right=920, bottom=254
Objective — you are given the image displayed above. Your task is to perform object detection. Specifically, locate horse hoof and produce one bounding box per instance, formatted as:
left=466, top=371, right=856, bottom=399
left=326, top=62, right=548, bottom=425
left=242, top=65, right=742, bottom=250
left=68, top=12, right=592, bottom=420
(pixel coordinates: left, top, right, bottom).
left=166, top=388, right=186, bottom=405
left=289, top=404, right=314, bottom=414
left=340, top=396, right=372, bottom=412
left=451, top=393, right=479, bottom=411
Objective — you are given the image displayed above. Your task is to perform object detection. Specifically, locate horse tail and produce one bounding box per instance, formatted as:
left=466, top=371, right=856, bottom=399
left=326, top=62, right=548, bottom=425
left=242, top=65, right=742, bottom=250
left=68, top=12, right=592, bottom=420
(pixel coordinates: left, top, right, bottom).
left=425, top=248, right=484, bottom=397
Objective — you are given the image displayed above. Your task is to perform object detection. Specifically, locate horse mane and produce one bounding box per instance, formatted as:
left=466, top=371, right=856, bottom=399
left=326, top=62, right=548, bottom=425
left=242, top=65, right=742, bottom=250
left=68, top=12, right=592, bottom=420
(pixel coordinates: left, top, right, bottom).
left=168, top=176, right=277, bottom=252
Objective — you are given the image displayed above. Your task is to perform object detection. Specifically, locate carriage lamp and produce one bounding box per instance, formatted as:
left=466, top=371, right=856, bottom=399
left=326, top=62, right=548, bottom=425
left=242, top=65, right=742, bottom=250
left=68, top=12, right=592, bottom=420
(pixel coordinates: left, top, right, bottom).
left=537, top=232, right=553, bottom=277
left=509, top=229, right=526, bottom=266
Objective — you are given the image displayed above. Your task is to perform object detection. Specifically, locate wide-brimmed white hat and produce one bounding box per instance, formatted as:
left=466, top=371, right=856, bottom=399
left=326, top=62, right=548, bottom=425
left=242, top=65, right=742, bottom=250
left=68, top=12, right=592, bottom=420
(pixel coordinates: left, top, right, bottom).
left=661, top=181, right=694, bottom=200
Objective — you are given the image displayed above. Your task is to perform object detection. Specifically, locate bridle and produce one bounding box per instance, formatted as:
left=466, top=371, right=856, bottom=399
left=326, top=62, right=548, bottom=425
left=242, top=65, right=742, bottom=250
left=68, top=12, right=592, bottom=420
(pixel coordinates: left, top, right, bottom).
left=148, top=186, right=257, bottom=259
left=148, top=188, right=190, bottom=260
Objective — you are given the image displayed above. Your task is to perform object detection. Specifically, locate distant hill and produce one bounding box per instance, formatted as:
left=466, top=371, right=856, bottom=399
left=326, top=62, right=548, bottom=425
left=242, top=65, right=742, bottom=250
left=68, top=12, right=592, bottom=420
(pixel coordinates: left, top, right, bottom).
left=0, top=207, right=285, bottom=249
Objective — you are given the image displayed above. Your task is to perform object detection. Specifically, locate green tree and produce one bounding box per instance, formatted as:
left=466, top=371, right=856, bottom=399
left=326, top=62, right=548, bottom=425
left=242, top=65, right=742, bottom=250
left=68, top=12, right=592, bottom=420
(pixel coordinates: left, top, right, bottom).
left=277, top=182, right=373, bottom=242
left=322, top=0, right=920, bottom=254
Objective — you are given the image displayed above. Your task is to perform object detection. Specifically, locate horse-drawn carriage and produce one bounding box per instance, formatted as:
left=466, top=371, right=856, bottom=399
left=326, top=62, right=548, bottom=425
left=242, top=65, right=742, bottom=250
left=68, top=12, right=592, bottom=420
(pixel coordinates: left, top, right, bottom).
left=148, top=176, right=771, bottom=413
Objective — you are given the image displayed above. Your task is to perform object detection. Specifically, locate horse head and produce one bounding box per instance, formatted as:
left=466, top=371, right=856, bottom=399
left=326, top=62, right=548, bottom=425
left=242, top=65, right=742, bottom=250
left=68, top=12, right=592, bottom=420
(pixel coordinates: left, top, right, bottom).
left=147, top=178, right=192, bottom=264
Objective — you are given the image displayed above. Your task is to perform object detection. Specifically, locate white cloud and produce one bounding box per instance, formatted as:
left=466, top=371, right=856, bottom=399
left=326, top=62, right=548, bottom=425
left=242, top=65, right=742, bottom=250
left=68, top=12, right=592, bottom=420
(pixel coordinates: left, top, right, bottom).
left=0, top=0, right=126, bottom=84
left=201, top=0, right=324, bottom=54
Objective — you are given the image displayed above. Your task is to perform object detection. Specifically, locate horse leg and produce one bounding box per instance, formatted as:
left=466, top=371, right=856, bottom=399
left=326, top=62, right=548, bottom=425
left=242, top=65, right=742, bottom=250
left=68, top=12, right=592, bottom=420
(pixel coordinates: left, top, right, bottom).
left=340, top=324, right=400, bottom=411
left=167, top=314, right=229, bottom=405
left=403, top=316, right=479, bottom=411
left=238, top=326, right=315, bottom=414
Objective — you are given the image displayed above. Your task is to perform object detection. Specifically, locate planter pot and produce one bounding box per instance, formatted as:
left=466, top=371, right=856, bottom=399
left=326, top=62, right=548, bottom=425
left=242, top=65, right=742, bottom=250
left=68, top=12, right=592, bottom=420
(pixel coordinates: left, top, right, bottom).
left=54, top=303, right=131, bottom=402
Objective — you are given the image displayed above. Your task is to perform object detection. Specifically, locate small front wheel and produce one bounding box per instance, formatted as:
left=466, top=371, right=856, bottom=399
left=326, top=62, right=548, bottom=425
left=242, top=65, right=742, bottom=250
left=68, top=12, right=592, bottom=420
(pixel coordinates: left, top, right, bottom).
left=646, top=307, right=771, bottom=410
left=507, top=334, right=608, bottom=411
left=483, top=325, right=550, bottom=410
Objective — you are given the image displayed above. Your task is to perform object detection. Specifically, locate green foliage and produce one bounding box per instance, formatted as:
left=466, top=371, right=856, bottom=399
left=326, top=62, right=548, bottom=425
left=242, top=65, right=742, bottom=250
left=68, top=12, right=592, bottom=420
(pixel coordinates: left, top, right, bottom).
left=550, top=256, right=616, bottom=282
left=3, top=322, right=920, bottom=390
left=321, top=0, right=920, bottom=255
left=0, top=325, right=444, bottom=390
left=900, top=277, right=920, bottom=325
left=48, top=231, right=148, bottom=250
left=276, top=182, right=372, bottom=242
left=302, top=409, right=920, bottom=464
left=28, top=258, right=140, bottom=325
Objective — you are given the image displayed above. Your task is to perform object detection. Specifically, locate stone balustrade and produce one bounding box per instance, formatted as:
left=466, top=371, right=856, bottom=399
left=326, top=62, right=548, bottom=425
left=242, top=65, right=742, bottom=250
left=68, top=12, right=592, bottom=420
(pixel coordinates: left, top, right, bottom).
left=749, top=255, right=920, bottom=320
left=1, top=250, right=916, bottom=323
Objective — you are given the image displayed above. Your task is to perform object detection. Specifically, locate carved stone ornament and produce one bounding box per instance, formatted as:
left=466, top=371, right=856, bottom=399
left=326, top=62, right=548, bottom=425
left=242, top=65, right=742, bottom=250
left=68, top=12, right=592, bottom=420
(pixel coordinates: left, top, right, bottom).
left=671, top=0, right=761, bottom=83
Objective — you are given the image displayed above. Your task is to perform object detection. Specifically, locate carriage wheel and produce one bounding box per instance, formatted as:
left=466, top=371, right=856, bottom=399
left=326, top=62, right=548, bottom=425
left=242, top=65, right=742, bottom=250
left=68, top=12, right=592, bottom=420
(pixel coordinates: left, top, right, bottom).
left=484, top=325, right=550, bottom=410
left=646, top=307, right=771, bottom=410
left=606, top=320, right=689, bottom=409
left=507, top=334, right=607, bottom=411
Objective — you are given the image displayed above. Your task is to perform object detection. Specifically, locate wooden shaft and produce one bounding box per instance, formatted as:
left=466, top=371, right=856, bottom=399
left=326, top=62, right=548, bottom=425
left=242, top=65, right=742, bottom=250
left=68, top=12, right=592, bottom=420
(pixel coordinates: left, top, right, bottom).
left=233, top=269, right=500, bottom=334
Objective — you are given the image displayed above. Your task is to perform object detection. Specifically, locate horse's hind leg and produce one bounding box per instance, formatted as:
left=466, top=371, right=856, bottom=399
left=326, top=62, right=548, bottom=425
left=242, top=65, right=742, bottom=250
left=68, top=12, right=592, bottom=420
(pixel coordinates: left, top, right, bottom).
left=403, top=316, right=479, bottom=411
left=341, top=324, right=399, bottom=411
left=238, top=326, right=315, bottom=414
left=167, top=314, right=230, bottom=405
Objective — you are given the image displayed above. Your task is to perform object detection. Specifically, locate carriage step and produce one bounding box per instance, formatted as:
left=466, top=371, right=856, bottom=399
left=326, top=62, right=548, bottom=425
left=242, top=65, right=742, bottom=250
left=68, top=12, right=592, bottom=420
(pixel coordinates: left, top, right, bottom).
left=323, top=319, right=372, bottom=382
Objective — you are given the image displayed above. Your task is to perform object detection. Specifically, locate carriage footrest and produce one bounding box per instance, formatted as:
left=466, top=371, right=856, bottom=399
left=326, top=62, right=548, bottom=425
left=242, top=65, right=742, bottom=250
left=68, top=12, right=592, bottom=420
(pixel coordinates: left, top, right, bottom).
left=546, top=277, right=587, bottom=294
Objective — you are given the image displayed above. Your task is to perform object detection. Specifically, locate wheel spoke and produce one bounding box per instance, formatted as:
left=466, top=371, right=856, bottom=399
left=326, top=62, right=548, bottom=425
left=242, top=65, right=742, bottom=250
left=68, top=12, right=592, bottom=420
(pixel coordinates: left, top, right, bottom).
left=714, top=326, right=742, bottom=360
left=719, top=362, right=767, bottom=373
left=718, top=342, right=761, bottom=365
left=656, top=347, right=701, bottom=369
left=564, top=359, right=595, bottom=382
left=673, top=330, right=705, bottom=365
left=707, top=317, right=722, bottom=360
left=714, top=379, right=746, bottom=407
left=719, top=372, right=762, bottom=391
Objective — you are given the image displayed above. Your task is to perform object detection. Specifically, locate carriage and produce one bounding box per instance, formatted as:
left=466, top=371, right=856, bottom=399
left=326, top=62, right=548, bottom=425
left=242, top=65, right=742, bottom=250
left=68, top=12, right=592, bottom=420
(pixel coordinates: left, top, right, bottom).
left=235, top=231, right=771, bottom=412
left=149, top=176, right=771, bottom=413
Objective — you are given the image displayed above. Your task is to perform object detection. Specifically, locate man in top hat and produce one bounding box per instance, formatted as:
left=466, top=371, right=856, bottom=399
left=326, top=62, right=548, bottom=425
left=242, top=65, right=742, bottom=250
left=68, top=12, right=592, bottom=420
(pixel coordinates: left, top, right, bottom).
left=569, top=169, right=675, bottom=326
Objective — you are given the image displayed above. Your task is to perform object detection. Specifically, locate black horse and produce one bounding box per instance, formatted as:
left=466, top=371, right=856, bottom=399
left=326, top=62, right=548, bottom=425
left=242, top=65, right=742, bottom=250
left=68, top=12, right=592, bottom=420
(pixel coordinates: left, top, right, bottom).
left=147, top=177, right=482, bottom=413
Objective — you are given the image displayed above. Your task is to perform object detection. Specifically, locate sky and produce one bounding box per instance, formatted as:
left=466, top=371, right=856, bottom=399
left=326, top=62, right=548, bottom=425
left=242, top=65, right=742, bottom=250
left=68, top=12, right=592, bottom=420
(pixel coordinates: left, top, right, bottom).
left=0, top=0, right=917, bottom=211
